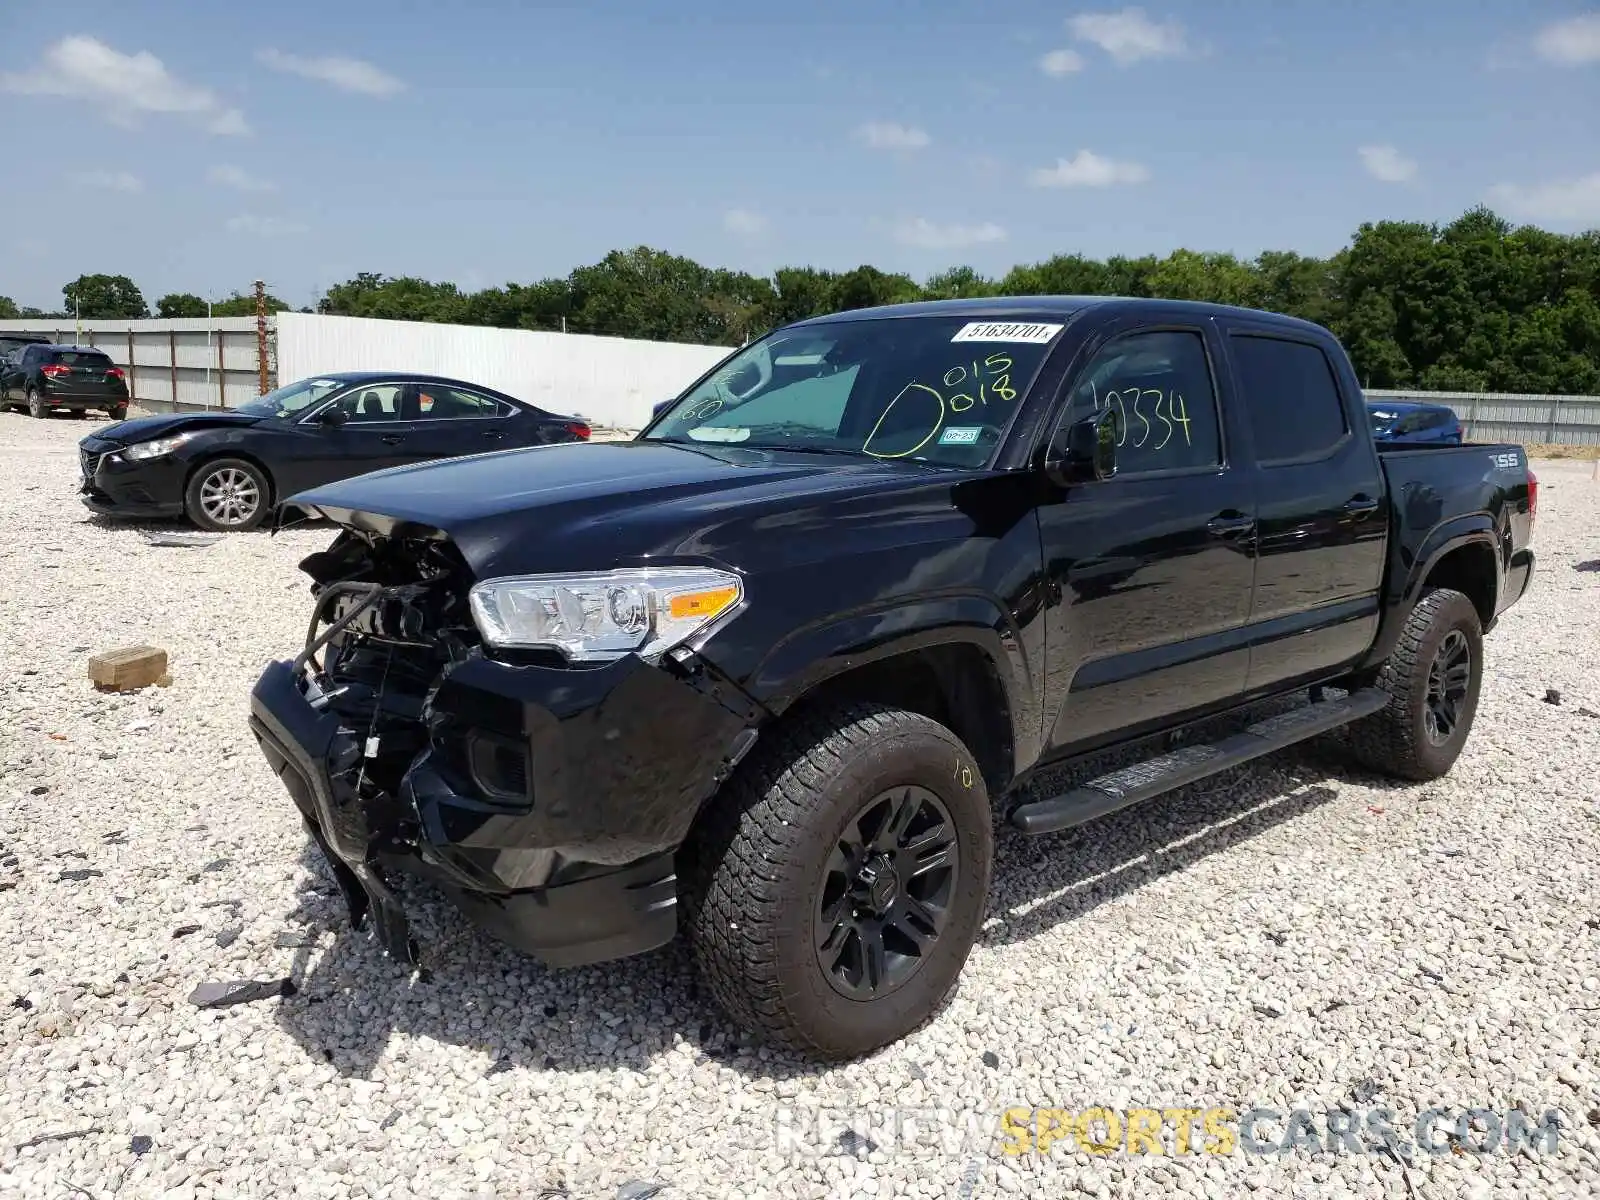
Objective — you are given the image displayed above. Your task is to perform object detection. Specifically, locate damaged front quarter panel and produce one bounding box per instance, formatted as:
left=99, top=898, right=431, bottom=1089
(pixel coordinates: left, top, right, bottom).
left=250, top=520, right=771, bottom=969
left=406, top=642, right=768, bottom=882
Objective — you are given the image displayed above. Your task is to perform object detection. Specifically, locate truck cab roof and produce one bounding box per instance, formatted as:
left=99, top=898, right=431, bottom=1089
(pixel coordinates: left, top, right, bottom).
left=789, top=294, right=1333, bottom=339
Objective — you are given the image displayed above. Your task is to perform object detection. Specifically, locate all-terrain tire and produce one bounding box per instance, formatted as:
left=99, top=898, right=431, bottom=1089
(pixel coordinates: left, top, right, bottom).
left=1347, top=587, right=1483, bottom=782
left=682, top=701, right=993, bottom=1060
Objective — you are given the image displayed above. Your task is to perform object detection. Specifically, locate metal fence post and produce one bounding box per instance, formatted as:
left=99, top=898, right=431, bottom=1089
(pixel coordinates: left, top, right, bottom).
left=217, top=330, right=226, bottom=409
left=168, top=330, right=177, bottom=409
left=126, top=329, right=135, bottom=402
left=1545, top=396, right=1559, bottom=442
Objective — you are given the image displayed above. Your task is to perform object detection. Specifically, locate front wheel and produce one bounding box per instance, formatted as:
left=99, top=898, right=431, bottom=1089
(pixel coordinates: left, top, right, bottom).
left=1347, top=587, right=1483, bottom=781
left=185, top=458, right=271, bottom=532
left=683, top=702, right=993, bottom=1059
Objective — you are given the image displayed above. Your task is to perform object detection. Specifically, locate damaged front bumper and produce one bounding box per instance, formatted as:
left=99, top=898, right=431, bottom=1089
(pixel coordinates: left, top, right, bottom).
left=247, top=583, right=763, bottom=970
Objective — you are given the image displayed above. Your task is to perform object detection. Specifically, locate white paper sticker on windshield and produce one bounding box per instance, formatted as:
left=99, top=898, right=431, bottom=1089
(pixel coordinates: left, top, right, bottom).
left=951, top=321, right=1063, bottom=344
left=686, top=426, right=751, bottom=442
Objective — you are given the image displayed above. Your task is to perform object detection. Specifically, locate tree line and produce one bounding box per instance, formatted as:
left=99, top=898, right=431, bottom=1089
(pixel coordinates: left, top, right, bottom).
left=3, top=206, right=1597, bottom=394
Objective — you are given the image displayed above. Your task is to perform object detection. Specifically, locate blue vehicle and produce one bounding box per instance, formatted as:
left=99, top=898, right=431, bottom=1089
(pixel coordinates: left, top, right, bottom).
left=1367, top=400, right=1463, bottom=445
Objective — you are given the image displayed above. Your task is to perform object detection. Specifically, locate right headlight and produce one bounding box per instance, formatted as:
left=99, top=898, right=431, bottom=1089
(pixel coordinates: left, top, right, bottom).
left=467, top=566, right=744, bottom=662
left=123, top=431, right=201, bottom=461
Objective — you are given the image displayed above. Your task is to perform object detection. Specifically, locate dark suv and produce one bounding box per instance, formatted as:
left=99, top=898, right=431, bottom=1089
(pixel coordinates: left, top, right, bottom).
left=0, top=343, right=129, bottom=419
left=0, top=332, right=52, bottom=360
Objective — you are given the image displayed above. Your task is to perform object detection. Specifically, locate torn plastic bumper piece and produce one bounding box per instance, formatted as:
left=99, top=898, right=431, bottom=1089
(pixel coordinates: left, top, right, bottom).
left=248, top=659, right=420, bottom=965
left=248, top=644, right=765, bottom=968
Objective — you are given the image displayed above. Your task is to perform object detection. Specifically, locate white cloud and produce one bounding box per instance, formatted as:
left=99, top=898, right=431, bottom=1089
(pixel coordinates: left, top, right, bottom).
left=722, top=209, right=768, bottom=238
left=1068, top=8, right=1189, bottom=65
left=208, top=164, right=276, bottom=193
left=1039, top=48, right=1087, bottom=76
left=257, top=48, right=403, bottom=97
left=225, top=214, right=307, bottom=237
left=1358, top=144, right=1418, bottom=183
left=1029, top=150, right=1150, bottom=188
left=1488, top=172, right=1600, bottom=224
left=892, top=217, right=1007, bottom=250
left=855, top=121, right=931, bottom=151
left=73, top=170, right=142, bottom=193
left=1, top=35, right=248, bottom=134
left=1533, top=13, right=1600, bottom=65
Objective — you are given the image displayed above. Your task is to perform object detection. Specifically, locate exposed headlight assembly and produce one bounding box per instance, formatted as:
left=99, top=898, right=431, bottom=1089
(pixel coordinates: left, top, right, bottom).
left=122, top=431, right=202, bottom=461
left=468, top=567, right=744, bottom=662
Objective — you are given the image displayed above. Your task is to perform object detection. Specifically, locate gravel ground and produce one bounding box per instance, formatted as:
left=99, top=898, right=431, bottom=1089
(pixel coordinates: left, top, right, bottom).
left=2, top=409, right=1598, bottom=1199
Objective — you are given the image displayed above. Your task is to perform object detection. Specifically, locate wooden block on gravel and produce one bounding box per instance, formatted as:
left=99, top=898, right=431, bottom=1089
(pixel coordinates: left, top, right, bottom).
left=88, top=646, right=168, bottom=692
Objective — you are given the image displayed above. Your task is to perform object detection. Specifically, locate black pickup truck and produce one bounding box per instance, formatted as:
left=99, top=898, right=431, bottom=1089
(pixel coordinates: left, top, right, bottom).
left=248, top=297, right=1536, bottom=1060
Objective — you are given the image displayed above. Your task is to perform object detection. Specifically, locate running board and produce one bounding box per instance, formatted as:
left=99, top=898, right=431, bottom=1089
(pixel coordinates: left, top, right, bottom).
left=1009, top=687, right=1390, bottom=836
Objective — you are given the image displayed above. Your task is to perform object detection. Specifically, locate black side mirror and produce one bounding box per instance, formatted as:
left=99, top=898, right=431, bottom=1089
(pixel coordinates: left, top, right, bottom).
left=651, top=398, right=676, bottom=421
left=1046, top=408, right=1120, bottom=485
left=317, top=405, right=349, bottom=427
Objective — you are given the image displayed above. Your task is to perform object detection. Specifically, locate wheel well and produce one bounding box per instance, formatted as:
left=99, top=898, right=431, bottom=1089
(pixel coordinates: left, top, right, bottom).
left=1421, top=542, right=1496, bottom=626
left=786, top=644, right=1015, bottom=798
left=185, top=452, right=276, bottom=507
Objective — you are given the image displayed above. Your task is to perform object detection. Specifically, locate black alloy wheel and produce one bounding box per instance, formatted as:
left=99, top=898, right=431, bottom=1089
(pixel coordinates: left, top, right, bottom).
left=813, top=785, right=958, bottom=1000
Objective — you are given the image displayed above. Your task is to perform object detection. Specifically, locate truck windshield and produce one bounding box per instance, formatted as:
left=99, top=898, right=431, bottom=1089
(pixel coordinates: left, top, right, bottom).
left=645, top=315, right=1066, bottom=466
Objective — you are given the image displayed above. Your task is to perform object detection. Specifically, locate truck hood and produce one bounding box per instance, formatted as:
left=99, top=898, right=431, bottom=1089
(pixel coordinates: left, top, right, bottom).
left=286, top=439, right=950, bottom=577
left=92, top=411, right=265, bottom=445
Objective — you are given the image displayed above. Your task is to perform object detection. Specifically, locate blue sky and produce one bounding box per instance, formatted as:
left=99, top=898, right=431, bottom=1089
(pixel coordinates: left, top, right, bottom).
left=3, top=2, right=1598, bottom=311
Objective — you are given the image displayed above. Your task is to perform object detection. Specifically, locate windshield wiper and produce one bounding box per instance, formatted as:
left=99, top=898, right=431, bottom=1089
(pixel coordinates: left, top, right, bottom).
left=738, top=443, right=873, bottom=459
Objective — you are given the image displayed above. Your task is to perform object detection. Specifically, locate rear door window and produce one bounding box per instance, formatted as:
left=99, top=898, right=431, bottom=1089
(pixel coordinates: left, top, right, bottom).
left=415, top=386, right=506, bottom=419
left=1229, top=335, right=1348, bottom=465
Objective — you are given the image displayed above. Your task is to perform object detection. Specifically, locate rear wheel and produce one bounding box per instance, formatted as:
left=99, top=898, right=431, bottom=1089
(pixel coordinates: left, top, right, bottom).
left=185, top=458, right=271, bottom=532
left=683, top=701, right=993, bottom=1059
left=1347, top=587, right=1483, bottom=781
left=26, top=388, right=46, bottom=419
left=108, top=403, right=128, bottom=421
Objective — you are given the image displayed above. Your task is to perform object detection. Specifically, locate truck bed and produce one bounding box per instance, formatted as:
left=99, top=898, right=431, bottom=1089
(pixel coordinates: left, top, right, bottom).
left=1376, top=439, right=1536, bottom=628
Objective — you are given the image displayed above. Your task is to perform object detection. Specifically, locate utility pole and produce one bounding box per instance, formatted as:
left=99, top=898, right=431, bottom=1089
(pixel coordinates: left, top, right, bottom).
left=254, top=279, right=268, bottom=395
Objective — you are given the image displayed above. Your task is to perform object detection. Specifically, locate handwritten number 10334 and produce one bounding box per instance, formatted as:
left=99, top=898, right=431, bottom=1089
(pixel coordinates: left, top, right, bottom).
left=1092, top=383, right=1193, bottom=451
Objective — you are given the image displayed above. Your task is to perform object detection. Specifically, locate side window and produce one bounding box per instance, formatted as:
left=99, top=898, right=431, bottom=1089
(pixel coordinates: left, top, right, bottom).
left=330, top=384, right=404, bottom=423
left=416, top=386, right=503, bottom=419
left=1428, top=409, right=1454, bottom=429
left=1231, top=335, right=1348, bottom=464
left=1058, top=329, right=1222, bottom=474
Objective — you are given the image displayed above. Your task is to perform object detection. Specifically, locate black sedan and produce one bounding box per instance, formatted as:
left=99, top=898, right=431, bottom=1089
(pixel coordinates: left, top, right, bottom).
left=77, top=371, right=592, bottom=531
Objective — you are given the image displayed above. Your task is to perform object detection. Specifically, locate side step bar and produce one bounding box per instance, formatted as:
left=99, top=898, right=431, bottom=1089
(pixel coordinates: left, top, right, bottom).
left=1009, top=687, right=1390, bottom=836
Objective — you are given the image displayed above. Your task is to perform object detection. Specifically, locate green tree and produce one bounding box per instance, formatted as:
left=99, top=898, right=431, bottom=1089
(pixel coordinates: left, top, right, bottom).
left=767, top=267, right=838, bottom=326
left=319, top=273, right=468, bottom=323
left=922, top=266, right=999, bottom=299
left=0, top=296, right=19, bottom=319
left=211, top=291, right=292, bottom=317
left=827, top=265, right=919, bottom=312
left=62, top=274, right=148, bottom=319
left=157, top=293, right=208, bottom=318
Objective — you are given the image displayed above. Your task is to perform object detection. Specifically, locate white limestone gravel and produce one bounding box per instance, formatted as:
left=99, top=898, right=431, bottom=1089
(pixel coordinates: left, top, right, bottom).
left=2, top=409, right=1598, bottom=1199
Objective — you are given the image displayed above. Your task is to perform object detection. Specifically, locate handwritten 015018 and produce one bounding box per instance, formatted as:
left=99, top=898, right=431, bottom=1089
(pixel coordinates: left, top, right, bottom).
left=864, top=354, right=1017, bottom=458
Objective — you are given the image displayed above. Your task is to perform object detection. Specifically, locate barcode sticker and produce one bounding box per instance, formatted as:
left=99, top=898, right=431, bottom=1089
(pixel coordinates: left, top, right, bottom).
left=951, top=321, right=1063, bottom=344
